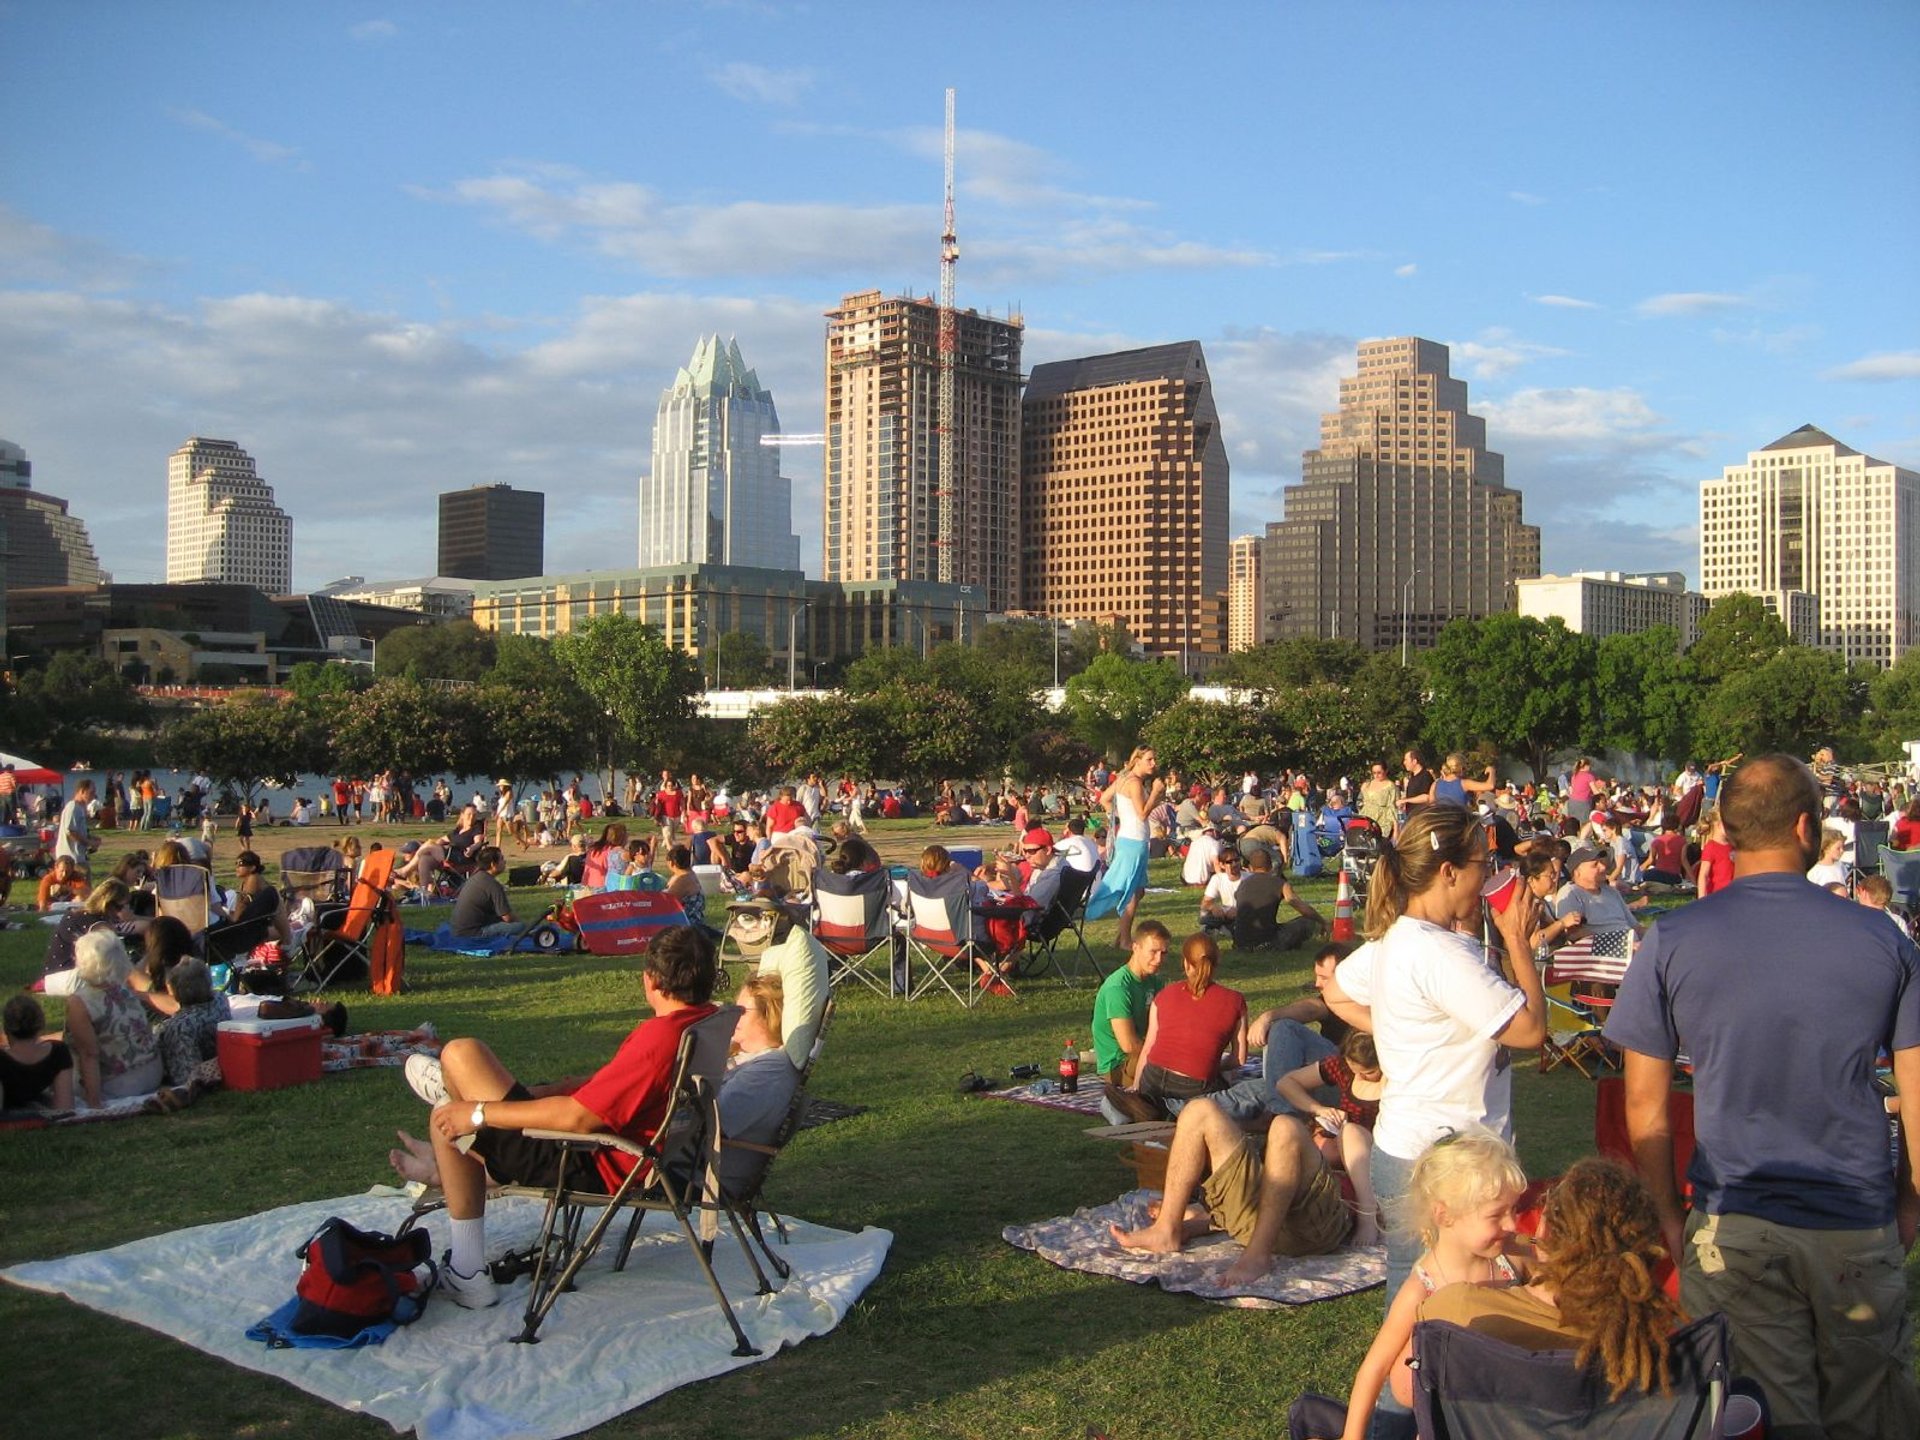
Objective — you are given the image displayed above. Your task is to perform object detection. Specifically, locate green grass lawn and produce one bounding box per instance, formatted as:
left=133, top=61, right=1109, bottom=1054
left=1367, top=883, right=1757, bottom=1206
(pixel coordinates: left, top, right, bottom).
left=2, top=821, right=1914, bottom=1439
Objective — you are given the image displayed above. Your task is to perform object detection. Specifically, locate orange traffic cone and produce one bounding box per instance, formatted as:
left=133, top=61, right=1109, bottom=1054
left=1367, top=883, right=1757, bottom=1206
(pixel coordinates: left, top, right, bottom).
left=1331, top=868, right=1355, bottom=942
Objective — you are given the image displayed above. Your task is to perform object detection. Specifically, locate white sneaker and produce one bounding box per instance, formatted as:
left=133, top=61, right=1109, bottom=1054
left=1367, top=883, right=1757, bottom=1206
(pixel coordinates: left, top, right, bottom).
left=441, top=1253, right=499, bottom=1310
left=405, top=1054, right=448, bottom=1107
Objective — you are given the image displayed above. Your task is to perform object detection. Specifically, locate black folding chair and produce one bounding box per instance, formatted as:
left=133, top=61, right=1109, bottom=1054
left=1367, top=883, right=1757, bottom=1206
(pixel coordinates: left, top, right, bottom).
left=1016, top=865, right=1099, bottom=985
left=719, top=998, right=836, bottom=1280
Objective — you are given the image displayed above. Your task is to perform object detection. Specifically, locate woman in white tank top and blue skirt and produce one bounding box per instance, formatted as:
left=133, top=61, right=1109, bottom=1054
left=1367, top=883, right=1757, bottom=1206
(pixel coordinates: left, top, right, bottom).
left=1085, top=747, right=1165, bottom=949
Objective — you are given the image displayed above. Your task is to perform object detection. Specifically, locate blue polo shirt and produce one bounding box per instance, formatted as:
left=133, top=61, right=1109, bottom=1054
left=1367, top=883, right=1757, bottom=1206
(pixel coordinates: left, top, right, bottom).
left=1607, top=874, right=1920, bottom=1229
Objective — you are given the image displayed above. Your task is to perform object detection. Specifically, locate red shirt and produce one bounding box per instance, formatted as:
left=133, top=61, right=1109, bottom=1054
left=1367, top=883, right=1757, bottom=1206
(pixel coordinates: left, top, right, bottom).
left=1894, top=816, right=1920, bottom=850
left=1648, top=831, right=1686, bottom=873
left=764, top=800, right=804, bottom=835
left=571, top=1003, right=717, bottom=1189
left=1698, top=840, right=1734, bottom=897
left=1147, top=983, right=1246, bottom=1083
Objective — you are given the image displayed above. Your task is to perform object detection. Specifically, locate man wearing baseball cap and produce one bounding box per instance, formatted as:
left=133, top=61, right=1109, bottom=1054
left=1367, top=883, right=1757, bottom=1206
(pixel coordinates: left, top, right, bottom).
left=1018, top=827, right=1065, bottom=914
left=1553, top=844, right=1642, bottom=940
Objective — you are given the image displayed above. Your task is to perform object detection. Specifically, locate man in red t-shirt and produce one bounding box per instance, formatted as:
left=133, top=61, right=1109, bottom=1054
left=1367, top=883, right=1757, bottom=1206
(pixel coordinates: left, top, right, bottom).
left=388, top=927, right=718, bottom=1308
left=763, top=785, right=805, bottom=837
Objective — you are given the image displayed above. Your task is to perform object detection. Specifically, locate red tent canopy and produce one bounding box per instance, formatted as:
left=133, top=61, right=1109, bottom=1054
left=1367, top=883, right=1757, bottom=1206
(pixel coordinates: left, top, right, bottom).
left=0, top=752, right=65, bottom=786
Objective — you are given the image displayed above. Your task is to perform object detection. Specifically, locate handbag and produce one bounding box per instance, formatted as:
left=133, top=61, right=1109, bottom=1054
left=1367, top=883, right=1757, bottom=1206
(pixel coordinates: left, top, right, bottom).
left=285, top=1217, right=437, bottom=1340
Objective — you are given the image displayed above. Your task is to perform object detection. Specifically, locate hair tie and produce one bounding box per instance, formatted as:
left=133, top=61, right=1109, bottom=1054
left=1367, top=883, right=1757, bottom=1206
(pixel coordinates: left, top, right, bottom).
left=1429, top=830, right=1441, bottom=850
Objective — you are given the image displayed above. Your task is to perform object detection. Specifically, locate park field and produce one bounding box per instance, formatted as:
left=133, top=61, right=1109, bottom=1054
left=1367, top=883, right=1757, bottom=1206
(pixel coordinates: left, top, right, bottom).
left=2, top=818, right=1915, bottom=1440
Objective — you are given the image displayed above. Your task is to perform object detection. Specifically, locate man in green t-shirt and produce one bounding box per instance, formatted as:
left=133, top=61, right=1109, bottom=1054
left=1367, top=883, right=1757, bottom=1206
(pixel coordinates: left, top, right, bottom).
left=1092, top=921, right=1170, bottom=1124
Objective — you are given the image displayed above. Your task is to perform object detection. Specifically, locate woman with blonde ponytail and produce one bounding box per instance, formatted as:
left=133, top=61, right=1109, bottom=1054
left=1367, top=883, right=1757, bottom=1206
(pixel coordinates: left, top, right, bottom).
left=1328, top=805, right=1548, bottom=1309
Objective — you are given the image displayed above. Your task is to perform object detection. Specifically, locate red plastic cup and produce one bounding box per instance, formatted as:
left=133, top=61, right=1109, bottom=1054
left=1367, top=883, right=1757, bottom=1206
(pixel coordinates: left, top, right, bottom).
left=1721, top=1394, right=1765, bottom=1438
left=1480, top=867, right=1519, bottom=914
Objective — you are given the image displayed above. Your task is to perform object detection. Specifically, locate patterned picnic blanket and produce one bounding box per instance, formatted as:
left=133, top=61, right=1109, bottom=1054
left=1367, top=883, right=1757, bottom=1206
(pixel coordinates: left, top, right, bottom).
left=1004, top=1189, right=1384, bottom=1308
left=322, top=1024, right=441, bottom=1073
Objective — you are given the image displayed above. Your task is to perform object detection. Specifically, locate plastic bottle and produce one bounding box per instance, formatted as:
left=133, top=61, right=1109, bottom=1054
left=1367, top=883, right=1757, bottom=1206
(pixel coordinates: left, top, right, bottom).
left=1059, top=1037, right=1080, bottom=1094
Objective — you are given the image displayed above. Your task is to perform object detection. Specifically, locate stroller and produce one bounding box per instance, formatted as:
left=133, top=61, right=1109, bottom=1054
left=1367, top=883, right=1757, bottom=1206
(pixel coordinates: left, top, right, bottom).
left=1340, top=815, right=1387, bottom=903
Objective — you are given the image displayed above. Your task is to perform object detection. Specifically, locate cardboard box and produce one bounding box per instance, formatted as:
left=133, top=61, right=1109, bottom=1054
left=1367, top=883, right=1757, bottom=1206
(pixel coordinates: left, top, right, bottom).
left=216, top=1015, right=324, bottom=1091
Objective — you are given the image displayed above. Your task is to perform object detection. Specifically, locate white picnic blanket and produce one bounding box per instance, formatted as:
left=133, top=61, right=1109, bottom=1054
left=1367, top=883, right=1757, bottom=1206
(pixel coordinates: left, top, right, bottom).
left=3, top=1190, right=890, bottom=1440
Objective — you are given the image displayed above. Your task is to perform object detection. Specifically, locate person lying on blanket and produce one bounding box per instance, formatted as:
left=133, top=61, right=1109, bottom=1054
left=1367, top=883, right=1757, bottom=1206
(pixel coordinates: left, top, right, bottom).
left=386, top=926, right=718, bottom=1308
left=1109, top=1097, right=1354, bottom=1290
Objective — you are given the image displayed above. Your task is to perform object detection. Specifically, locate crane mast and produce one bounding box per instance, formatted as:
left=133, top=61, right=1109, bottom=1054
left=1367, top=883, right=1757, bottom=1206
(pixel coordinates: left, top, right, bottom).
left=936, top=87, right=958, bottom=585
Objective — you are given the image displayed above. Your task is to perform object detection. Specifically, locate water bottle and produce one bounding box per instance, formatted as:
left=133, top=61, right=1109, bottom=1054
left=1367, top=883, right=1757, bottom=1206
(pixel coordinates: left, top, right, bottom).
left=1059, top=1037, right=1080, bottom=1094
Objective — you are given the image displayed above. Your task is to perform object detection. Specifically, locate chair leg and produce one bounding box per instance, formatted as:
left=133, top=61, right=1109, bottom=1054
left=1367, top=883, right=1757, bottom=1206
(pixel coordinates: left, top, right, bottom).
left=742, top=1206, right=792, bottom=1281
left=656, top=1172, right=759, bottom=1357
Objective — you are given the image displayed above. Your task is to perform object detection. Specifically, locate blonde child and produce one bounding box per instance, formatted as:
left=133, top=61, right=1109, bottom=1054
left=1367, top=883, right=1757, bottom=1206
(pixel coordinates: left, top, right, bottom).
left=1291, top=1128, right=1531, bottom=1440
left=1274, top=1029, right=1385, bottom=1246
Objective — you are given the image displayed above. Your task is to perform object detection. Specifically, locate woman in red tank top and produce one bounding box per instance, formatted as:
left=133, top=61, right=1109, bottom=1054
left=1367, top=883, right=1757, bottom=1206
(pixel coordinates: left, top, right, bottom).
left=1133, top=933, right=1246, bottom=1110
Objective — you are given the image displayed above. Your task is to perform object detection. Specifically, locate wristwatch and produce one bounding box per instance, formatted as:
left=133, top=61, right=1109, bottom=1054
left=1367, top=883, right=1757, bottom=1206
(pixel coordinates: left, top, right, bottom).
left=470, top=1102, right=487, bottom=1131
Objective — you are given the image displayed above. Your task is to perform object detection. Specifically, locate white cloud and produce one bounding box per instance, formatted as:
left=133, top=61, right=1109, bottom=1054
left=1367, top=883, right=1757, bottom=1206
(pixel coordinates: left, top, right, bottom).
left=1450, top=328, right=1570, bottom=380
left=1481, top=386, right=1669, bottom=446
left=1825, top=351, right=1920, bottom=382
left=349, top=19, right=398, bottom=41
left=1635, top=291, right=1752, bottom=318
left=1507, top=190, right=1547, bottom=206
left=0, top=286, right=831, bottom=589
left=1531, top=293, right=1599, bottom=310
left=0, top=205, right=145, bottom=291
left=1394, top=263, right=1418, bottom=278
left=709, top=62, right=813, bottom=106
left=166, top=107, right=306, bottom=169
left=425, top=165, right=1270, bottom=285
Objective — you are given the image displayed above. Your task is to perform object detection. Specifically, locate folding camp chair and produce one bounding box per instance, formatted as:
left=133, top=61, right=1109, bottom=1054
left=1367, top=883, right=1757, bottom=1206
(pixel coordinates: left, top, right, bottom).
left=1015, top=864, right=1099, bottom=986
left=1595, top=1074, right=1696, bottom=1203
left=298, top=848, right=398, bottom=993
left=1880, top=847, right=1920, bottom=910
left=502, top=1006, right=768, bottom=1353
left=1410, top=1311, right=1731, bottom=1439
left=720, top=997, right=836, bottom=1279
left=279, top=845, right=350, bottom=912
left=903, top=866, right=995, bottom=1006
left=151, top=863, right=273, bottom=965
left=811, top=868, right=896, bottom=997
left=1544, top=928, right=1635, bottom=1066
left=1852, top=820, right=1889, bottom=879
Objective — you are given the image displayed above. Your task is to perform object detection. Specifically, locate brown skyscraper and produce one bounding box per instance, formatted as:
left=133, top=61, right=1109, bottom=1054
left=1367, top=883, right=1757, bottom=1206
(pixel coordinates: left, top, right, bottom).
left=1262, top=337, right=1539, bottom=651
left=1020, top=343, right=1229, bottom=662
left=823, top=290, right=1023, bottom=611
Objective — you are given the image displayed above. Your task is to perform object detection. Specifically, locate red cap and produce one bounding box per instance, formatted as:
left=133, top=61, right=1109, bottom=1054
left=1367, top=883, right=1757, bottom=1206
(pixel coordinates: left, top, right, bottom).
left=1021, top=827, right=1055, bottom=849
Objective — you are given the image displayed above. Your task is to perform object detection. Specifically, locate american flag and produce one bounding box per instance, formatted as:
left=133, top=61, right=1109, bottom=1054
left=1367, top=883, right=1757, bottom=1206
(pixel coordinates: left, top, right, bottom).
left=1546, top=928, right=1635, bottom=987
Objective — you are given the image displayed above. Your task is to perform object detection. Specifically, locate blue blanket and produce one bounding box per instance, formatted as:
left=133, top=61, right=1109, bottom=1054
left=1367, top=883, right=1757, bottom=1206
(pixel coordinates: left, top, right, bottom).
left=403, top=923, right=575, bottom=956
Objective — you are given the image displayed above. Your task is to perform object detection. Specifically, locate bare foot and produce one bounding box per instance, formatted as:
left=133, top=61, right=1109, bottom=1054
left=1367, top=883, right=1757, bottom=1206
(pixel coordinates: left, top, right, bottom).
left=1352, top=1221, right=1382, bottom=1248
left=389, top=1147, right=440, bottom=1186
left=1220, top=1250, right=1274, bottom=1289
left=394, top=1128, right=434, bottom=1162
left=1110, top=1221, right=1184, bottom=1256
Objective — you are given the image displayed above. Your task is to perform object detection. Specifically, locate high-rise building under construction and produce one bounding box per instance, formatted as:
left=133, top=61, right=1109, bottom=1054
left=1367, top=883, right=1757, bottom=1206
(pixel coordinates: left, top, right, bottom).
left=822, top=289, right=1023, bottom=612
left=1262, top=337, right=1539, bottom=651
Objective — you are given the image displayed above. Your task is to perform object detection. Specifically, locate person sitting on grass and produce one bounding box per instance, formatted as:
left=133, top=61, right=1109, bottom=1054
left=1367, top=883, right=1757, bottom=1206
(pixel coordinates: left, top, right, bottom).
left=36, top=854, right=88, bottom=911
left=664, top=844, right=709, bottom=931
left=1288, top=1128, right=1532, bottom=1440
left=1198, top=846, right=1243, bottom=934
left=449, top=846, right=528, bottom=944
left=1273, top=1029, right=1385, bottom=1247
left=41, top=879, right=144, bottom=993
left=1091, top=922, right=1172, bottom=1124
left=387, top=926, right=721, bottom=1308
left=64, top=929, right=164, bottom=1107
left=1232, top=847, right=1324, bottom=951
left=0, top=994, right=75, bottom=1112
left=1108, top=1092, right=1353, bottom=1290
left=1115, top=932, right=1246, bottom=1120
left=155, top=956, right=227, bottom=1088
left=536, top=834, right=587, bottom=888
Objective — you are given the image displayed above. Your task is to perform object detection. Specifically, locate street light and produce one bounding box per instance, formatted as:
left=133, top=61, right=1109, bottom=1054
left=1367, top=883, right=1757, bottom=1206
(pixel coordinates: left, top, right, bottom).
left=787, top=602, right=811, bottom=690
left=1400, top=571, right=1422, bottom=667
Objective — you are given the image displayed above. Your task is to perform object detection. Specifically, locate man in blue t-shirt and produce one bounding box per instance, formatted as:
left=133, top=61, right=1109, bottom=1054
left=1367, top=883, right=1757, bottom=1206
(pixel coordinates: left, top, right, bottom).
left=1607, top=754, right=1920, bottom=1440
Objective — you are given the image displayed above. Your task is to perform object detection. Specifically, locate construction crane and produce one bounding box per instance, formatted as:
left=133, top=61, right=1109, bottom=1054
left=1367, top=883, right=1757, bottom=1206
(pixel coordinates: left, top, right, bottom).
left=935, top=86, right=958, bottom=585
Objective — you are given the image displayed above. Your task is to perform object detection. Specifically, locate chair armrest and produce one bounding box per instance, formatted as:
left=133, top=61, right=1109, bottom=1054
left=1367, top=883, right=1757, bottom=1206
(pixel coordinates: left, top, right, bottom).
left=721, top=1138, right=778, bottom=1156
left=522, top=1128, right=652, bottom=1160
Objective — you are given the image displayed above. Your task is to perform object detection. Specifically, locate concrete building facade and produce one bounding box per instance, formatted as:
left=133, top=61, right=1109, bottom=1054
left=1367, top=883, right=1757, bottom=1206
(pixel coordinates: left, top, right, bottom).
left=0, top=439, right=109, bottom=590
left=166, top=437, right=292, bottom=592
left=438, top=483, right=544, bottom=582
left=643, top=335, right=800, bottom=572
left=824, top=289, right=1023, bottom=611
left=1517, top=571, right=1709, bottom=647
left=1228, top=534, right=1263, bottom=652
left=1261, top=338, right=1539, bottom=652
left=1020, top=343, right=1229, bottom=662
left=1699, top=424, right=1918, bottom=668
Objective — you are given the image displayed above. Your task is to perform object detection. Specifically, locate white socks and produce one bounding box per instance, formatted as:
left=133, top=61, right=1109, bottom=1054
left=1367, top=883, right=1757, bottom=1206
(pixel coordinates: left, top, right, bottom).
left=450, top=1217, right=486, bottom=1277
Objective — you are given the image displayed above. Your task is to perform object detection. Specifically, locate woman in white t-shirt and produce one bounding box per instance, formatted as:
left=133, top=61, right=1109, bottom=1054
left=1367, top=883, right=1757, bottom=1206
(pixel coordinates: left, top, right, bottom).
left=1325, top=806, right=1547, bottom=1309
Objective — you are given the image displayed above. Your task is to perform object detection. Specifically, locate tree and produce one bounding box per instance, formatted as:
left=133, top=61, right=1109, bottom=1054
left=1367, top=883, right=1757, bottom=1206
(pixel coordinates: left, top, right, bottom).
left=1585, top=627, right=1695, bottom=764
left=862, top=681, right=989, bottom=791
left=465, top=683, right=593, bottom=784
left=375, top=619, right=497, bottom=683
left=1687, top=594, right=1790, bottom=683
left=1213, top=637, right=1368, bottom=691
left=1344, top=651, right=1426, bottom=763
left=155, top=693, right=318, bottom=804
left=1696, top=647, right=1851, bottom=759
left=1010, top=727, right=1098, bottom=784
left=1064, top=618, right=1136, bottom=674
left=329, top=679, right=465, bottom=777
left=927, top=643, right=1048, bottom=773
left=1142, top=697, right=1279, bottom=783
left=1062, top=653, right=1190, bottom=761
left=840, top=646, right=931, bottom=696
left=746, top=694, right=877, bottom=780
left=706, top=630, right=775, bottom=689
left=4, top=653, right=149, bottom=759
left=974, top=618, right=1060, bottom=689
left=550, top=614, right=703, bottom=786
left=282, top=660, right=372, bottom=702
left=1268, top=680, right=1417, bottom=782
left=1868, top=651, right=1920, bottom=759
left=1421, top=615, right=1595, bottom=781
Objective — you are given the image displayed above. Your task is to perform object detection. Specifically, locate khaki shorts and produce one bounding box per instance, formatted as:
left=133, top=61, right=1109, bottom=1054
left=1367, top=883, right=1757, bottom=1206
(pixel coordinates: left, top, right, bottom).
left=1200, top=1134, right=1352, bottom=1254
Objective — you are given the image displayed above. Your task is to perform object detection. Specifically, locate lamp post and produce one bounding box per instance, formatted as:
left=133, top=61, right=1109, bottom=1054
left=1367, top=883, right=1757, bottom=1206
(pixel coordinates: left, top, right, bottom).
left=787, top=602, right=811, bottom=690
left=1400, top=571, right=1422, bottom=667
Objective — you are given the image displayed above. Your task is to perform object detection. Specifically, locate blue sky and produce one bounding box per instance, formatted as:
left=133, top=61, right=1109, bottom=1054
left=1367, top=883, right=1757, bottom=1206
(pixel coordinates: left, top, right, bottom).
left=2, top=0, right=1916, bottom=592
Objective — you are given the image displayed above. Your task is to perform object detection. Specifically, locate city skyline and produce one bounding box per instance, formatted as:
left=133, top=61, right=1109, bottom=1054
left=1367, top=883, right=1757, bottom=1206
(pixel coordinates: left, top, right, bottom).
left=1, top=4, right=1914, bottom=592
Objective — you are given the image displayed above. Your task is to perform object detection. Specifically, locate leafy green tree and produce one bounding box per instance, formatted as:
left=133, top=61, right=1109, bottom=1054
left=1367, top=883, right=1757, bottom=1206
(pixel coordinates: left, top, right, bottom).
left=1142, top=697, right=1279, bottom=783
left=1687, top=593, right=1791, bottom=682
left=1268, top=681, right=1414, bottom=782
left=927, top=643, right=1048, bottom=772
left=746, top=694, right=877, bottom=780
left=1696, top=646, right=1851, bottom=758
left=839, top=645, right=931, bottom=696
left=1213, top=637, right=1368, bottom=691
left=1065, top=618, right=1136, bottom=674
left=1868, top=651, right=1920, bottom=759
left=1345, top=651, right=1426, bottom=763
left=1585, top=627, right=1695, bottom=764
left=1011, top=727, right=1098, bottom=784
left=706, top=630, right=775, bottom=689
left=1421, top=615, right=1596, bottom=781
left=465, top=683, right=593, bottom=785
left=5, top=653, right=149, bottom=759
left=1062, top=653, right=1190, bottom=762
left=155, top=693, right=318, bottom=804
left=862, top=681, right=989, bottom=790
left=283, top=660, right=372, bottom=702
left=329, top=679, right=464, bottom=777
left=375, top=619, right=497, bottom=683
left=551, top=614, right=703, bottom=785
left=974, top=618, right=1061, bottom=689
